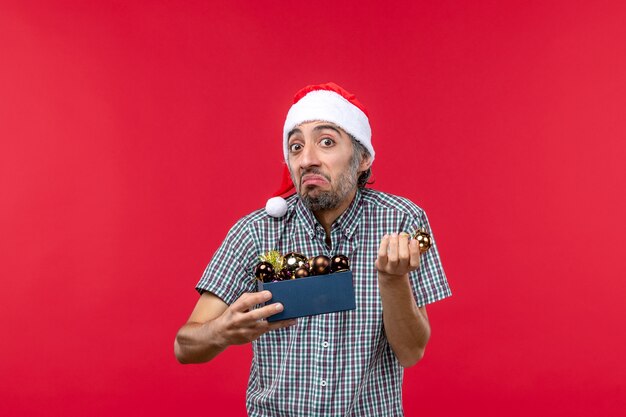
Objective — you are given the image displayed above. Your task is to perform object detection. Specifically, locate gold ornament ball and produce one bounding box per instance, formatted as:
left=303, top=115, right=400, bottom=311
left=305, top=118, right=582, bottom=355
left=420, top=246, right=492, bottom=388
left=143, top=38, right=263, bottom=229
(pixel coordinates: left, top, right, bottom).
left=310, top=255, right=331, bottom=275
left=413, top=229, right=432, bottom=253
left=294, top=267, right=310, bottom=278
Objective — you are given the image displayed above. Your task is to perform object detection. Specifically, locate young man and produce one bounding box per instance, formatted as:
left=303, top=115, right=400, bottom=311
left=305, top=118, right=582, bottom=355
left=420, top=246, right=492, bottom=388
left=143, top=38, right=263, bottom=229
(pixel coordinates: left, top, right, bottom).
left=175, top=83, right=451, bottom=416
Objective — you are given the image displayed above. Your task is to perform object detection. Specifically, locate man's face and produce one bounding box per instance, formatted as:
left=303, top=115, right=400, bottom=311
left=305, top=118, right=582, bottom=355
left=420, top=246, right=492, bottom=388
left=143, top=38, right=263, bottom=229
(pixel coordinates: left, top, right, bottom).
left=287, top=121, right=368, bottom=211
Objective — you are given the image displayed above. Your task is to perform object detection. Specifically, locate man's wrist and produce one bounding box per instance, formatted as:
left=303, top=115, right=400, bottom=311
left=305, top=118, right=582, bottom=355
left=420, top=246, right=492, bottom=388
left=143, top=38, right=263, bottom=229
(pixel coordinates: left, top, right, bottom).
left=203, top=316, right=229, bottom=351
left=377, top=271, right=410, bottom=287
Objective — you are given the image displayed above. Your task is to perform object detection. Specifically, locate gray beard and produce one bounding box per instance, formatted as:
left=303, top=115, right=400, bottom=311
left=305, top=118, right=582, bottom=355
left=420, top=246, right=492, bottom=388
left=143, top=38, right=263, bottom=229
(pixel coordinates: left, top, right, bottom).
left=301, top=190, right=343, bottom=211
left=299, top=168, right=357, bottom=212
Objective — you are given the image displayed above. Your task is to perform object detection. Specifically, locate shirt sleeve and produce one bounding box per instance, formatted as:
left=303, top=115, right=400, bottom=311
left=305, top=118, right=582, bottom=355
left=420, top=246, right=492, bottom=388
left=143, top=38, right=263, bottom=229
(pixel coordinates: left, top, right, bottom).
left=195, top=217, right=259, bottom=305
left=408, top=209, right=452, bottom=307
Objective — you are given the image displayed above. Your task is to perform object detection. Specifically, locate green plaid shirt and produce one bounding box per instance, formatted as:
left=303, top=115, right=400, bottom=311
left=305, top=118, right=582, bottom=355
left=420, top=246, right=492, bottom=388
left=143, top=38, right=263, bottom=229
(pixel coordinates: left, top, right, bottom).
left=197, top=188, right=451, bottom=416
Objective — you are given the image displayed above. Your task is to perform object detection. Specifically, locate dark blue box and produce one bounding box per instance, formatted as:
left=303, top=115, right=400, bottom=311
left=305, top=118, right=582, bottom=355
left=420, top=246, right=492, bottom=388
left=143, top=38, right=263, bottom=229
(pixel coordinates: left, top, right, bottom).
left=258, top=271, right=356, bottom=322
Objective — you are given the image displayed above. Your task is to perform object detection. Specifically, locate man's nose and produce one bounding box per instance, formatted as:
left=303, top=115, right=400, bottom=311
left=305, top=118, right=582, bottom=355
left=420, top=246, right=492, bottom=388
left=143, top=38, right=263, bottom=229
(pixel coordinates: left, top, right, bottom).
left=299, top=142, right=321, bottom=168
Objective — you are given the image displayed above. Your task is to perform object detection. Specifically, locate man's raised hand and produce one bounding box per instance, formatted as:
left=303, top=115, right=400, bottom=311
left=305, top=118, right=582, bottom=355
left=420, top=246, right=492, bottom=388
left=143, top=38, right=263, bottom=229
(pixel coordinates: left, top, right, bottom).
left=375, top=233, right=421, bottom=279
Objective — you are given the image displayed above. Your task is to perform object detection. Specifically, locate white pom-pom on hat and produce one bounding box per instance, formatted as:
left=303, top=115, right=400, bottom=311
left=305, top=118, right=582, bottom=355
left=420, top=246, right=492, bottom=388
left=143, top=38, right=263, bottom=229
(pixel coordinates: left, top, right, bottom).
left=266, top=196, right=288, bottom=218
left=265, top=164, right=294, bottom=218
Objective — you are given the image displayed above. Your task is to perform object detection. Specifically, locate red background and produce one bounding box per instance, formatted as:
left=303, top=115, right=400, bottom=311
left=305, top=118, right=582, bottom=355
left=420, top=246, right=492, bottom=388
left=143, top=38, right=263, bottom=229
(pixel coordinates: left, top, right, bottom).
left=2, top=1, right=625, bottom=416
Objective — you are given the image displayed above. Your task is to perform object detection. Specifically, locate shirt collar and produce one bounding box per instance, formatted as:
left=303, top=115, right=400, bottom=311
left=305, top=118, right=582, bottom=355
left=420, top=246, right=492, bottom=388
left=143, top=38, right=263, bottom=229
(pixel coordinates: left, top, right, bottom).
left=295, top=188, right=363, bottom=240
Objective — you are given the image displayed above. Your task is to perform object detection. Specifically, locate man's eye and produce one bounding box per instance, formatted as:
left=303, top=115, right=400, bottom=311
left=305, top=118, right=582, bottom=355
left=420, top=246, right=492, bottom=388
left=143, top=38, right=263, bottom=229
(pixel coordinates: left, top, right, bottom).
left=289, top=143, right=302, bottom=152
left=321, top=138, right=335, bottom=147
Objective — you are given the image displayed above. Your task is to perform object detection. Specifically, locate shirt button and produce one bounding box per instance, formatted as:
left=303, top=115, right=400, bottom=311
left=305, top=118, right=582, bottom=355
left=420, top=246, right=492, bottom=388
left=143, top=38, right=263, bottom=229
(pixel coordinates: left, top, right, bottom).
left=321, top=341, right=329, bottom=348
left=320, top=380, right=327, bottom=387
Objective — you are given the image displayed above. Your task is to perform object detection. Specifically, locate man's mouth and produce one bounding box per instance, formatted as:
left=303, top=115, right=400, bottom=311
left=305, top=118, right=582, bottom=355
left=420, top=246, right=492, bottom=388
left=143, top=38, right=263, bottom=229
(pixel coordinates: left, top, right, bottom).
left=301, top=173, right=330, bottom=187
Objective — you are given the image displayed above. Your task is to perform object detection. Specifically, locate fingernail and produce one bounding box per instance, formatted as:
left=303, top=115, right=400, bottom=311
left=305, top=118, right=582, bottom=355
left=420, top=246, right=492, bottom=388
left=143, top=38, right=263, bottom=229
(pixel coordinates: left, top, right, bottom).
left=275, top=303, right=284, bottom=311
left=263, top=291, right=272, bottom=300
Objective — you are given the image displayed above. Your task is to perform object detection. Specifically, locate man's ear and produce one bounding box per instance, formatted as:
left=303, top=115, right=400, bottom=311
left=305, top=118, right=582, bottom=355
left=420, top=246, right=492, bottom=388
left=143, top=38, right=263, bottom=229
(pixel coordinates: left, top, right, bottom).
left=359, top=154, right=372, bottom=173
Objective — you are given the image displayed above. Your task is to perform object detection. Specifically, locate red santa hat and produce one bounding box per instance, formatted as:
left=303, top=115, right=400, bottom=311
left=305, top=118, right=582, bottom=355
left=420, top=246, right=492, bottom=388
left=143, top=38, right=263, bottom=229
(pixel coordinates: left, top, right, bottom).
left=265, top=82, right=374, bottom=218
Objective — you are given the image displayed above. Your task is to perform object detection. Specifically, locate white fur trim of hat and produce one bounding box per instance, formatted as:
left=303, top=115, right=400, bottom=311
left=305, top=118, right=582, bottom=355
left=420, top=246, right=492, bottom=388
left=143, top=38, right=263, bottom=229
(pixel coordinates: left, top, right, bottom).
left=282, top=89, right=374, bottom=163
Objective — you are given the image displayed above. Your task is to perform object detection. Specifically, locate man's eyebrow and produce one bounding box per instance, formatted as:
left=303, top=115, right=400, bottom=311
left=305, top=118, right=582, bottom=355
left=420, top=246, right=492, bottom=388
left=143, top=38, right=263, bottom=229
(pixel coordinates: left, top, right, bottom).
left=288, top=124, right=344, bottom=140
left=287, top=128, right=302, bottom=140
left=313, top=124, right=343, bottom=136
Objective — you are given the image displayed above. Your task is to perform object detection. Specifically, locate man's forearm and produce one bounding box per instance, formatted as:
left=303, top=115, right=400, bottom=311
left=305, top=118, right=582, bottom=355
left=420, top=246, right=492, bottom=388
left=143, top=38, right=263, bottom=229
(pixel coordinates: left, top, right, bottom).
left=174, top=320, right=227, bottom=364
left=378, top=273, right=430, bottom=368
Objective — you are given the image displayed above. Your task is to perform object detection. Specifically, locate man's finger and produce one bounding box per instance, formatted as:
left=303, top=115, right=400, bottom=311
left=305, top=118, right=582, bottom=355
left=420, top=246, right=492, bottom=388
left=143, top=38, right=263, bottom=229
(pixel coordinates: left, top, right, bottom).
left=398, top=233, right=410, bottom=262
left=266, top=319, right=298, bottom=332
left=377, top=234, right=390, bottom=268
left=231, top=291, right=272, bottom=312
left=409, top=239, right=421, bottom=270
left=388, top=233, right=399, bottom=263
left=249, top=302, right=285, bottom=321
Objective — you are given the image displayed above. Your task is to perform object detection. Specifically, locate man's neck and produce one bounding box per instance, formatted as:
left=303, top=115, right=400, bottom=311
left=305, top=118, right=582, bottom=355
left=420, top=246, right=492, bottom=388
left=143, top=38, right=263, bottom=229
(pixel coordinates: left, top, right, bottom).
left=312, top=188, right=357, bottom=245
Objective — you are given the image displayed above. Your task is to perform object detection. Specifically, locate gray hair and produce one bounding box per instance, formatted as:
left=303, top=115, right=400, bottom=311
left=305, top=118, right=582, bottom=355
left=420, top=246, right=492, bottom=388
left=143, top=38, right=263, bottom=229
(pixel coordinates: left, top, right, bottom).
left=350, top=136, right=373, bottom=188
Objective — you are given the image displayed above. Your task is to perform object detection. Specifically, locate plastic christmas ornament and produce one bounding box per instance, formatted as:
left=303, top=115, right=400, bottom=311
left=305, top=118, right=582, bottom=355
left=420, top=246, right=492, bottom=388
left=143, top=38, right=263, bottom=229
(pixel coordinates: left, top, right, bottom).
left=254, top=262, right=276, bottom=283
left=330, top=254, right=350, bottom=273
left=294, top=267, right=310, bottom=278
left=412, top=228, right=432, bottom=253
left=281, top=252, right=309, bottom=279
left=310, top=255, right=331, bottom=275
